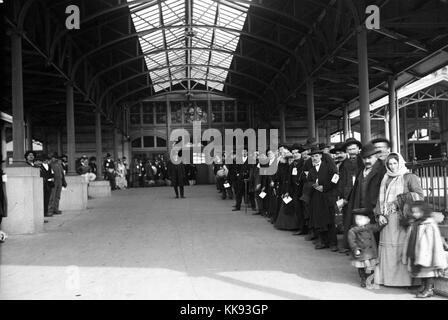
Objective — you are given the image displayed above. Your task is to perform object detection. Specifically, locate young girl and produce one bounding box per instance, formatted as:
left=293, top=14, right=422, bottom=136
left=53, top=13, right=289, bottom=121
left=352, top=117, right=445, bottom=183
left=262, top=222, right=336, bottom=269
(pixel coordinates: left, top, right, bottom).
left=348, top=208, right=383, bottom=288
left=402, top=201, right=448, bottom=298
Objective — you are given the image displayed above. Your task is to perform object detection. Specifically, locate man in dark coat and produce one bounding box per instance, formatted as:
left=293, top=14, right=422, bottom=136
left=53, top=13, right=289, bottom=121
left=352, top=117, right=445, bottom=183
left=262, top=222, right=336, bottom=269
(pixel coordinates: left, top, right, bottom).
left=48, top=153, right=67, bottom=215
left=232, top=149, right=254, bottom=211
left=40, top=154, right=55, bottom=217
left=167, top=153, right=186, bottom=198
left=306, top=146, right=339, bottom=251
left=104, top=153, right=117, bottom=190
left=337, top=138, right=364, bottom=253
left=344, top=143, right=386, bottom=250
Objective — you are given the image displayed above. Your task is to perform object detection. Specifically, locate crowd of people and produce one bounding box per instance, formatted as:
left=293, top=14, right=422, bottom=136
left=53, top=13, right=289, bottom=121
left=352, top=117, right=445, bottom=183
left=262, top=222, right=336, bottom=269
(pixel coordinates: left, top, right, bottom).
left=212, top=137, right=448, bottom=298
left=129, top=155, right=197, bottom=188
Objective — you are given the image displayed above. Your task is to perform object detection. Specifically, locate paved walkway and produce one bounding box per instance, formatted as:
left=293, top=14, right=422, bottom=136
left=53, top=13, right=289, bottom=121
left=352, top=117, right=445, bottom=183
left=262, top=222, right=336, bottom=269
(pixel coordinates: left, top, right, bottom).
left=0, top=185, right=444, bottom=300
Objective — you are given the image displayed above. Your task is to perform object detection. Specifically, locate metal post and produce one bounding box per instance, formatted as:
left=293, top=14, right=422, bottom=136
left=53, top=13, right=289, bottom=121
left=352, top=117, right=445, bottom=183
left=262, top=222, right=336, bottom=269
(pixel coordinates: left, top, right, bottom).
left=10, top=30, right=26, bottom=165
left=356, top=26, right=371, bottom=143
left=113, top=126, right=118, bottom=161
left=307, top=78, right=316, bottom=140
left=402, top=106, right=408, bottom=160
left=343, top=104, right=350, bottom=140
left=388, top=76, right=398, bottom=152
left=279, top=105, right=286, bottom=143
left=95, top=110, right=103, bottom=180
left=66, top=81, right=76, bottom=175
left=384, top=107, right=390, bottom=141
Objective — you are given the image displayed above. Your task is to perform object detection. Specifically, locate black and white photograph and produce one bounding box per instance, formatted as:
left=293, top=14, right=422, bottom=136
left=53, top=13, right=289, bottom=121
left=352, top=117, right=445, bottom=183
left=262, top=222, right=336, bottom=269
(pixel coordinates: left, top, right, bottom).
left=1, top=0, right=448, bottom=305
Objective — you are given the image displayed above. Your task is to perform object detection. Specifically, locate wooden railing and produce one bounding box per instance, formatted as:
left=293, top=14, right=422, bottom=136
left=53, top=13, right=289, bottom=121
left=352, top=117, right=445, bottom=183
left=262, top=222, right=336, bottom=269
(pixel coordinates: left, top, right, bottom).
left=406, top=153, right=448, bottom=211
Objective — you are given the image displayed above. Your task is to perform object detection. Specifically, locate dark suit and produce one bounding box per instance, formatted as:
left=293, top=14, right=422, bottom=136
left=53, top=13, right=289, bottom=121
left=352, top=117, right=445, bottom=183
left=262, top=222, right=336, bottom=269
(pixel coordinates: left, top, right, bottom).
left=104, top=158, right=116, bottom=190
left=343, top=160, right=386, bottom=249
left=167, top=161, right=186, bottom=197
left=307, top=160, right=339, bottom=247
left=234, top=158, right=255, bottom=210
left=40, top=163, right=55, bottom=216
left=290, top=159, right=305, bottom=230
left=48, top=159, right=67, bottom=214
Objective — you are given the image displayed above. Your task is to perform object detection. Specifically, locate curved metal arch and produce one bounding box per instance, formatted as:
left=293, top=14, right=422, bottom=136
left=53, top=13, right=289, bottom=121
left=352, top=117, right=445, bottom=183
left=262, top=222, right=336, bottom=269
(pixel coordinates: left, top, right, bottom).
left=86, top=47, right=290, bottom=98
left=17, top=0, right=39, bottom=28
left=99, top=64, right=279, bottom=109
left=400, top=98, right=448, bottom=109
left=343, top=0, right=361, bottom=25
left=112, top=78, right=267, bottom=110
left=71, top=24, right=305, bottom=79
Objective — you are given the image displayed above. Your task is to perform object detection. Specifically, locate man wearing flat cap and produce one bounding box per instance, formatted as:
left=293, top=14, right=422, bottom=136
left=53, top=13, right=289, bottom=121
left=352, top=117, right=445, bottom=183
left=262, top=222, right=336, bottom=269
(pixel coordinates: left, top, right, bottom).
left=306, top=145, right=339, bottom=250
left=342, top=143, right=386, bottom=252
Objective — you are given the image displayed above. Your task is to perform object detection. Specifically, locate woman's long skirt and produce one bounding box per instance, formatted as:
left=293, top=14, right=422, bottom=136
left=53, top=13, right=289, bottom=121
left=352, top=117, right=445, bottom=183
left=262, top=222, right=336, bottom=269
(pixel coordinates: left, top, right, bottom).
left=374, top=209, right=414, bottom=286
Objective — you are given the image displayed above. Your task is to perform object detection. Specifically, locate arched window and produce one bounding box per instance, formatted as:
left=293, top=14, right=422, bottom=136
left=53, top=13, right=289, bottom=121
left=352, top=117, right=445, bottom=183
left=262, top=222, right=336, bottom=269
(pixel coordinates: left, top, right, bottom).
left=131, top=136, right=167, bottom=149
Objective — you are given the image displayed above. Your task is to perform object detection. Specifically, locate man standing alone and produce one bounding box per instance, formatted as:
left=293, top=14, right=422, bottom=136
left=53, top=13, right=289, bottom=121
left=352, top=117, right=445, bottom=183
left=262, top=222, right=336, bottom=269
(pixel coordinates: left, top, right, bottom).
left=48, top=153, right=67, bottom=216
left=168, top=153, right=186, bottom=199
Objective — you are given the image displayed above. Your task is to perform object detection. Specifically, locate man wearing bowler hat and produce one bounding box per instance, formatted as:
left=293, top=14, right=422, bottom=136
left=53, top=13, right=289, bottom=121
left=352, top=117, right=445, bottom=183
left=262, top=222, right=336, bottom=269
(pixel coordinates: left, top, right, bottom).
left=342, top=143, right=386, bottom=253
left=330, top=142, right=347, bottom=169
left=336, top=138, right=364, bottom=253
left=306, top=145, right=339, bottom=251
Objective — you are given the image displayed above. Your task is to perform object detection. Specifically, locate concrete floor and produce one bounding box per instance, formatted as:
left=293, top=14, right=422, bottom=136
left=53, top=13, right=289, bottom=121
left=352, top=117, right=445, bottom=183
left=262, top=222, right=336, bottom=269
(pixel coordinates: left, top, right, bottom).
left=0, top=185, right=445, bottom=300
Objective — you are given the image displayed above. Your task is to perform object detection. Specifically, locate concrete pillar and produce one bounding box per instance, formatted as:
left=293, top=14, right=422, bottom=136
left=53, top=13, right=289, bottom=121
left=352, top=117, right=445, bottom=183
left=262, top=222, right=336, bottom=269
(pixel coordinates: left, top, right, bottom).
left=356, top=26, right=371, bottom=143
left=343, top=104, right=350, bottom=140
left=279, top=105, right=286, bottom=143
left=10, top=30, right=25, bottom=165
left=26, top=112, right=32, bottom=151
left=66, top=82, right=76, bottom=175
left=306, top=78, right=316, bottom=140
left=2, top=166, right=44, bottom=234
left=95, top=110, right=103, bottom=180
left=388, top=76, right=399, bottom=152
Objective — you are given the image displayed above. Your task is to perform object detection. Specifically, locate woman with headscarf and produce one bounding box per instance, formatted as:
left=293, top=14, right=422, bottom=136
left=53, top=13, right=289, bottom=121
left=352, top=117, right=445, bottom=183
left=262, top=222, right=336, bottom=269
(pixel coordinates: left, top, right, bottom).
left=374, top=152, right=424, bottom=287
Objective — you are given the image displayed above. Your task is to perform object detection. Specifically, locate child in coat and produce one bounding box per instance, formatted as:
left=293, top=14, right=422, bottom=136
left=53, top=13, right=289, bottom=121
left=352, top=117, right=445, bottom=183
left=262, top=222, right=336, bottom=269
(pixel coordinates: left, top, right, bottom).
left=402, top=201, right=448, bottom=298
left=348, top=208, right=383, bottom=288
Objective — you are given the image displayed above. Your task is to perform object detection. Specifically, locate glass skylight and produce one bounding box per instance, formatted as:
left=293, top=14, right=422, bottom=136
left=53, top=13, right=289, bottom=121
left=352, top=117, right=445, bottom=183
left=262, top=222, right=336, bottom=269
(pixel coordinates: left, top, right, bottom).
left=128, top=0, right=251, bottom=93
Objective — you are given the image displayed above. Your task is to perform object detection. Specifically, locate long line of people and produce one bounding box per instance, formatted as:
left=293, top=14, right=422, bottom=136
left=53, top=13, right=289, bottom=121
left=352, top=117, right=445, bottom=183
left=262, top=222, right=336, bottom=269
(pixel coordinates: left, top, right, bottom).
left=213, top=137, right=448, bottom=298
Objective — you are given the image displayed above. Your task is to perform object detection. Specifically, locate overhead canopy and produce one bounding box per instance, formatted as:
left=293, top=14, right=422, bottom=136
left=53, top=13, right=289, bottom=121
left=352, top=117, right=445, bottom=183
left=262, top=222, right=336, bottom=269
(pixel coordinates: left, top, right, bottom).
left=1, top=0, right=448, bottom=129
left=129, top=0, right=251, bottom=92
